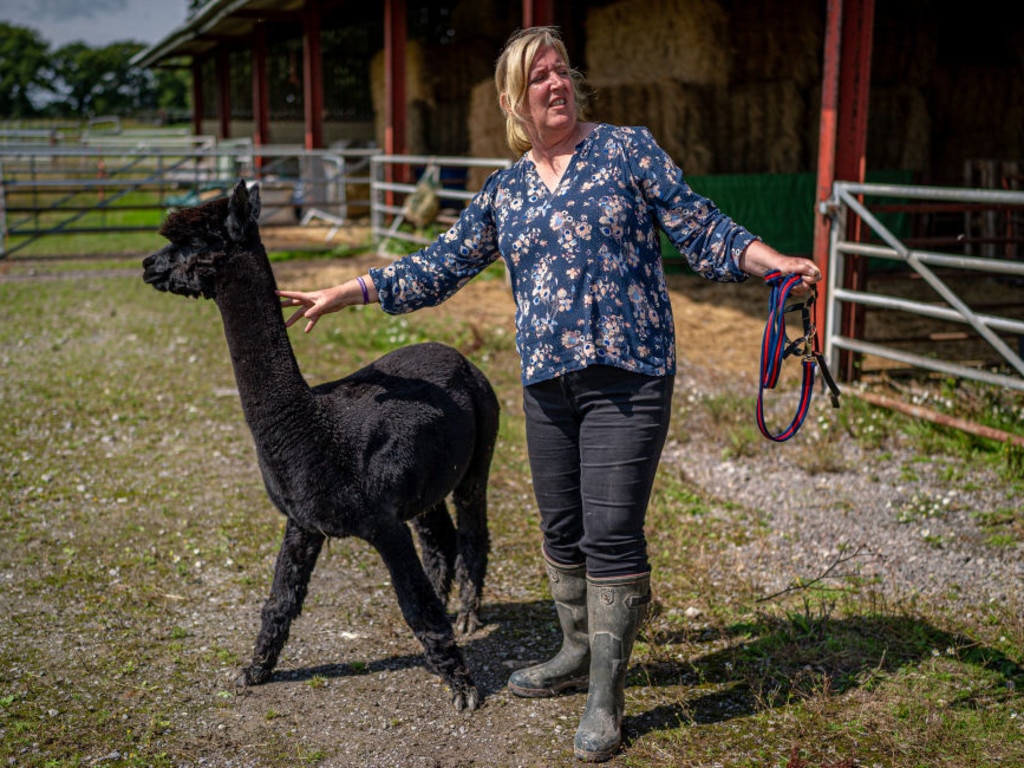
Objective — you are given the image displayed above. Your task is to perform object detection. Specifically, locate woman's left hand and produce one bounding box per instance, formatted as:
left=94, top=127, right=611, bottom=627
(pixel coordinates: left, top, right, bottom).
left=739, top=242, right=822, bottom=294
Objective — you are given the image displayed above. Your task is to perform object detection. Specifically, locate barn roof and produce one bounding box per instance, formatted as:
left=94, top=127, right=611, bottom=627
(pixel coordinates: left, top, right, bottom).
left=132, top=0, right=306, bottom=67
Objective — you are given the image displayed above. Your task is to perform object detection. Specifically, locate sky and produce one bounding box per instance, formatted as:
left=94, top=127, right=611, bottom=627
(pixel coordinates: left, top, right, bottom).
left=1, top=0, right=189, bottom=49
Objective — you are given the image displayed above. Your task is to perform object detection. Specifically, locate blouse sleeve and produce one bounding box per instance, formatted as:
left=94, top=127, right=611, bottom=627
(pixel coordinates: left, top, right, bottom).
left=624, top=126, right=754, bottom=283
left=369, top=173, right=503, bottom=314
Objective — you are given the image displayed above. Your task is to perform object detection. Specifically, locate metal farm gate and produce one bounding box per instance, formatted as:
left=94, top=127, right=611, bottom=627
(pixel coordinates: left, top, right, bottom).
left=822, top=181, right=1024, bottom=392
left=0, top=139, right=376, bottom=259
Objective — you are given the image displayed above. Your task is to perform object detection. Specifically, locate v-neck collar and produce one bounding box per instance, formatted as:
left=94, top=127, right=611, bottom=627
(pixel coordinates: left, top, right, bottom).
left=526, top=124, right=599, bottom=196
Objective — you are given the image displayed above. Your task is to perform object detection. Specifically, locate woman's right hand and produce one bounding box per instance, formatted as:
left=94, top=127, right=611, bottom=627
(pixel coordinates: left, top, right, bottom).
left=277, top=284, right=348, bottom=333
left=277, top=275, right=379, bottom=333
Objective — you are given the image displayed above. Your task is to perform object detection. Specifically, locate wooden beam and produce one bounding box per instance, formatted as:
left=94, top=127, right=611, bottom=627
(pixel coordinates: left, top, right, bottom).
left=191, top=58, right=204, bottom=137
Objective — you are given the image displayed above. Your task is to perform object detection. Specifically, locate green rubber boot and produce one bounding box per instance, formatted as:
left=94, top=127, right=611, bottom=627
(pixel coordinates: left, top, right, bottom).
left=508, top=559, right=590, bottom=697
left=573, top=574, right=650, bottom=763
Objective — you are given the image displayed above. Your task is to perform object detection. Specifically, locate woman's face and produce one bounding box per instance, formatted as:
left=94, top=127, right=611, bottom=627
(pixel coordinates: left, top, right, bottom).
left=525, top=45, right=576, bottom=139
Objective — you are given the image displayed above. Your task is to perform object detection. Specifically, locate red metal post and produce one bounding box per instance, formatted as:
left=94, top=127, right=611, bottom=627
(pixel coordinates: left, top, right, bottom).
left=812, top=0, right=874, bottom=382
left=302, top=0, right=324, bottom=150
left=216, top=49, right=231, bottom=140
left=523, top=0, right=555, bottom=27
left=252, top=23, right=270, bottom=172
left=384, top=0, right=408, bottom=192
left=191, top=59, right=204, bottom=137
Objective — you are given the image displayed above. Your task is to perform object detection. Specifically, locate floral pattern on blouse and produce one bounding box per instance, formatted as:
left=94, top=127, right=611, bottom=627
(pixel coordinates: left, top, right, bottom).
left=369, top=124, right=757, bottom=386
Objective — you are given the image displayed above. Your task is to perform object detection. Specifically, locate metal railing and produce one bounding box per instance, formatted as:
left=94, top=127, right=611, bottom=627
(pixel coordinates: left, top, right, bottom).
left=822, top=181, right=1024, bottom=391
left=0, top=142, right=376, bottom=257
left=370, top=154, right=513, bottom=252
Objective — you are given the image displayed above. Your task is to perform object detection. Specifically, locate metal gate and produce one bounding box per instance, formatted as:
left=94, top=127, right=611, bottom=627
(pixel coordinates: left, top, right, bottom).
left=822, top=181, right=1024, bottom=391
left=0, top=141, right=375, bottom=258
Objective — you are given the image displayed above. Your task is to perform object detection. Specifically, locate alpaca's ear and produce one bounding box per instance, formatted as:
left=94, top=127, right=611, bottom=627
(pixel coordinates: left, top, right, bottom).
left=248, top=182, right=262, bottom=221
left=226, top=179, right=259, bottom=242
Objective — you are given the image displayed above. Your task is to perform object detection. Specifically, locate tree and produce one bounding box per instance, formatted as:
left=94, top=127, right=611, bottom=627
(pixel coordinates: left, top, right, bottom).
left=0, top=23, right=51, bottom=118
left=49, top=41, right=150, bottom=117
left=153, top=67, right=191, bottom=115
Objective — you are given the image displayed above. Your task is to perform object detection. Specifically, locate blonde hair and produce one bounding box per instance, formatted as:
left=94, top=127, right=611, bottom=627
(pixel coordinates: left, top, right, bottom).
left=494, top=26, right=588, bottom=155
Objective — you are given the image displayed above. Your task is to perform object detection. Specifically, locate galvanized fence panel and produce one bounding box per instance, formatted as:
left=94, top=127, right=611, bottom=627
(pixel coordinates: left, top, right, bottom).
left=823, top=181, right=1024, bottom=391
left=0, top=143, right=375, bottom=258
left=369, top=154, right=513, bottom=254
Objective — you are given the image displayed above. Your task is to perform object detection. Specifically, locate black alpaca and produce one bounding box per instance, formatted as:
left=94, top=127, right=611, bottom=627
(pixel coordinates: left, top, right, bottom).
left=142, top=180, right=499, bottom=710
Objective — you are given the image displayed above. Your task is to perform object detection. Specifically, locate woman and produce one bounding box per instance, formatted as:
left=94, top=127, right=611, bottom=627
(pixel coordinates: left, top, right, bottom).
left=278, top=26, right=821, bottom=763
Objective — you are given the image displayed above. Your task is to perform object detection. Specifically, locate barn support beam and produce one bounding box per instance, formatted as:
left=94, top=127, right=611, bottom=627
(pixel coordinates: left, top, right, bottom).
left=216, top=48, right=232, bottom=139
left=252, top=22, right=271, bottom=163
left=302, top=0, right=325, bottom=149
left=523, top=0, right=555, bottom=27
left=384, top=0, right=408, bottom=192
left=191, top=59, right=204, bottom=138
left=812, top=0, right=875, bottom=382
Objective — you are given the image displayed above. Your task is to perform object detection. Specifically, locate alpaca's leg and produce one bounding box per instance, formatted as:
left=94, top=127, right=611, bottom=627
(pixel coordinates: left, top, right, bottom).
left=239, top=518, right=325, bottom=686
left=410, top=502, right=457, bottom=606
left=451, top=470, right=490, bottom=636
left=370, top=518, right=479, bottom=711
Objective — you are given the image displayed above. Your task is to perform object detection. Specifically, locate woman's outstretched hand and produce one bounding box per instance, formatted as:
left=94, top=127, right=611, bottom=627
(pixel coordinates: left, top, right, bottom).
left=277, top=285, right=346, bottom=333
left=277, top=275, right=379, bottom=333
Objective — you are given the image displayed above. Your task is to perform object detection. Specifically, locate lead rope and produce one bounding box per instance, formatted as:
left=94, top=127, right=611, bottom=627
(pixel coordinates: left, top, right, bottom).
left=757, top=270, right=841, bottom=442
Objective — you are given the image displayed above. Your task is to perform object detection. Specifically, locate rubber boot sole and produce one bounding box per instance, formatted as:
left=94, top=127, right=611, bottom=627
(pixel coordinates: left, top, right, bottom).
left=508, top=674, right=589, bottom=698
left=573, top=739, right=621, bottom=763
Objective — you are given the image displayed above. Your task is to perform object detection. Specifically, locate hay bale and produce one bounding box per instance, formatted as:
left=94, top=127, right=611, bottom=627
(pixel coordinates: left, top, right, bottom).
left=871, top=6, right=939, bottom=88
left=727, top=0, right=823, bottom=89
left=466, top=78, right=517, bottom=191
left=710, top=80, right=807, bottom=174
left=584, top=0, right=731, bottom=87
left=867, top=86, right=931, bottom=172
left=931, top=66, right=1024, bottom=177
left=370, top=39, right=432, bottom=153
left=588, top=79, right=715, bottom=175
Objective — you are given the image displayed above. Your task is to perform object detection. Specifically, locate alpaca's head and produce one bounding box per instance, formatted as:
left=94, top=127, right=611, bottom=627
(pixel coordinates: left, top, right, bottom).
left=143, top=179, right=262, bottom=299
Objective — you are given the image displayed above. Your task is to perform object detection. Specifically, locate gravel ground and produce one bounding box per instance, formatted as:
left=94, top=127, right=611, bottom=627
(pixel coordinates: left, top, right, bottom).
left=665, top=368, right=1023, bottom=614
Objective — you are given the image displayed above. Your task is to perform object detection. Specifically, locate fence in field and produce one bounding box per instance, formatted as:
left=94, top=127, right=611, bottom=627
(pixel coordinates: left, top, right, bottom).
left=0, top=131, right=510, bottom=260
left=0, top=137, right=376, bottom=258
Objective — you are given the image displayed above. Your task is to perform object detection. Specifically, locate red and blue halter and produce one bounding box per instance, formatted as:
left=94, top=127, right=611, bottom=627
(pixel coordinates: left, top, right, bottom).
left=757, top=270, right=841, bottom=442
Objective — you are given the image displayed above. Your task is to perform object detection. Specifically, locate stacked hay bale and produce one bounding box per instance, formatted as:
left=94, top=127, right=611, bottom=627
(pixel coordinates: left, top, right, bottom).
left=463, top=0, right=823, bottom=179
left=370, top=39, right=432, bottom=155
left=583, top=0, right=728, bottom=176
left=582, top=0, right=814, bottom=175
left=709, top=80, right=807, bottom=174
left=865, top=7, right=938, bottom=176
left=467, top=78, right=517, bottom=191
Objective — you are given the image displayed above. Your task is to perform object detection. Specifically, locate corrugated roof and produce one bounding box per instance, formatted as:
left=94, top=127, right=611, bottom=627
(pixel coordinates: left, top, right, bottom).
left=131, top=0, right=306, bottom=67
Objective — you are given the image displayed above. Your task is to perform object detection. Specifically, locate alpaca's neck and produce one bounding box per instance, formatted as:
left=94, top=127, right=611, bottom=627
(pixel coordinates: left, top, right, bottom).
left=214, top=245, right=315, bottom=431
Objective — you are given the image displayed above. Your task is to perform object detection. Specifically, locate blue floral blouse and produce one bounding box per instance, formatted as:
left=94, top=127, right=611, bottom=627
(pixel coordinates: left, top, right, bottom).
left=369, top=123, right=757, bottom=386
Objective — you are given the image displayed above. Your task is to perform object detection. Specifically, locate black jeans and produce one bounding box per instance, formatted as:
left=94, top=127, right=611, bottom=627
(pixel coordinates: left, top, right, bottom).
left=522, top=365, right=674, bottom=578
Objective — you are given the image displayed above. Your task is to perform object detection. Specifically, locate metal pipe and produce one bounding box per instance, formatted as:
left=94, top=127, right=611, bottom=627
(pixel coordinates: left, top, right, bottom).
left=850, top=390, right=1024, bottom=447
left=831, top=287, right=1024, bottom=335
left=833, top=337, right=1024, bottom=391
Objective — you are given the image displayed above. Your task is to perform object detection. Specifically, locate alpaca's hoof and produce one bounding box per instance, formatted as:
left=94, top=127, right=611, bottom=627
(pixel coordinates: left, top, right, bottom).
left=452, top=684, right=480, bottom=711
left=238, top=665, right=272, bottom=687
left=454, top=610, right=483, bottom=636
